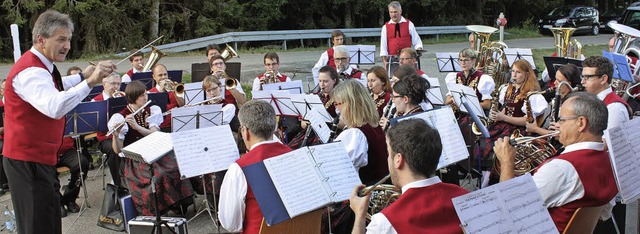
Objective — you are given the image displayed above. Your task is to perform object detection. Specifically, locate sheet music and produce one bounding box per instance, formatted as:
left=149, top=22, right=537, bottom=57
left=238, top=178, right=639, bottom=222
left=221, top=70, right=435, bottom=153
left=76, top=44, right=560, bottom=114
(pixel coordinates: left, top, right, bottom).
left=604, top=117, right=640, bottom=203
left=264, top=150, right=331, bottom=217
left=262, top=80, right=304, bottom=94
left=183, top=82, right=205, bottom=105
left=306, top=108, right=331, bottom=143
left=345, top=45, right=376, bottom=64
left=170, top=104, right=223, bottom=132
left=448, top=83, right=485, bottom=118
left=453, top=174, right=558, bottom=234
left=308, top=142, right=362, bottom=202
left=171, top=125, right=239, bottom=178
left=426, top=78, right=444, bottom=105
left=252, top=90, right=300, bottom=116
left=398, top=107, right=469, bottom=169
left=504, top=48, right=536, bottom=69
left=122, top=132, right=173, bottom=164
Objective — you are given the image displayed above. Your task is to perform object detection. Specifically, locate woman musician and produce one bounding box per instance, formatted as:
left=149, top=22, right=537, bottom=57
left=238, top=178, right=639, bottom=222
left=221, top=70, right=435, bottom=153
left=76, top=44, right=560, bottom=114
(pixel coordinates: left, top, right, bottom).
left=379, top=65, right=432, bottom=129
left=367, top=66, right=392, bottom=118
left=109, top=80, right=194, bottom=216
left=202, top=75, right=238, bottom=128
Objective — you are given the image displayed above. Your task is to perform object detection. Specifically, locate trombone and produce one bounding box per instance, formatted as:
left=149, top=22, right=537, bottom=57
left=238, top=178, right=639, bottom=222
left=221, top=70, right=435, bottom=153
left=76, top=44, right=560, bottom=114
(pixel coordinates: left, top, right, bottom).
left=162, top=95, right=223, bottom=116
left=106, top=100, right=153, bottom=136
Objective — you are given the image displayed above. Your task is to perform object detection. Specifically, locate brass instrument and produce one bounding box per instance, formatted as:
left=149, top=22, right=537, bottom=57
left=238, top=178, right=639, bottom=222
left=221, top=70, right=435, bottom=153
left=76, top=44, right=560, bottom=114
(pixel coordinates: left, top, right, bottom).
left=550, top=27, right=582, bottom=59
left=163, top=80, right=185, bottom=96
left=142, top=46, right=166, bottom=72
left=608, top=22, right=640, bottom=100
left=260, top=70, right=279, bottom=90
left=116, top=36, right=164, bottom=66
left=112, top=91, right=125, bottom=98
left=214, top=71, right=238, bottom=90
left=467, top=25, right=509, bottom=87
left=626, top=82, right=640, bottom=99
left=220, top=43, right=239, bottom=61
left=467, top=25, right=498, bottom=69
left=106, top=100, right=153, bottom=136
left=357, top=175, right=401, bottom=221
left=493, top=131, right=558, bottom=176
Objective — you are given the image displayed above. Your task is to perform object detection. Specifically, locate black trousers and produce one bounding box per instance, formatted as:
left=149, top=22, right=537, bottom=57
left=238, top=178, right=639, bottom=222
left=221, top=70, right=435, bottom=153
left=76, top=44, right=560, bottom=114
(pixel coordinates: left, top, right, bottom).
left=56, top=148, right=89, bottom=205
left=0, top=140, right=7, bottom=186
left=99, top=139, right=122, bottom=188
left=4, top=157, right=62, bottom=234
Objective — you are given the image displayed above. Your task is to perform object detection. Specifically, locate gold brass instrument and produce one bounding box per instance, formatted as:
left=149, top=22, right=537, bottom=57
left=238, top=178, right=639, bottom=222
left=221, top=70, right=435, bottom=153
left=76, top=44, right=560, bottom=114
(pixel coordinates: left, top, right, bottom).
left=116, top=36, right=164, bottom=66
left=260, top=70, right=279, bottom=90
left=550, top=27, right=582, bottom=59
left=608, top=22, right=640, bottom=100
left=467, top=25, right=509, bottom=87
left=467, top=25, right=498, bottom=69
left=112, top=91, right=125, bottom=98
left=163, top=80, right=185, bottom=96
left=493, top=131, right=558, bottom=176
left=214, top=71, right=238, bottom=90
left=142, top=46, right=166, bottom=72
left=357, top=175, right=401, bottom=221
left=220, top=44, right=239, bottom=61
left=106, top=100, right=153, bottom=136
left=525, top=90, right=546, bottom=126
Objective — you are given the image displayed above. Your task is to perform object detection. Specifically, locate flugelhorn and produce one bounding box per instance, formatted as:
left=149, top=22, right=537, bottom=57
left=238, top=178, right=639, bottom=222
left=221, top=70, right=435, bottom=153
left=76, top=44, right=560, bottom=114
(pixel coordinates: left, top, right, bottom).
left=220, top=44, right=239, bottom=61
left=163, top=80, right=185, bottom=96
left=106, top=100, right=153, bottom=136
left=116, top=36, right=164, bottom=65
left=215, top=71, right=237, bottom=90
left=112, top=91, right=125, bottom=98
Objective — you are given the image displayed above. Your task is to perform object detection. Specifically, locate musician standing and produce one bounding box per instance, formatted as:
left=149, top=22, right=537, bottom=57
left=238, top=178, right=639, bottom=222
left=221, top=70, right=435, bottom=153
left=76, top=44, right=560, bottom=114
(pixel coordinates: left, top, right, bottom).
left=252, top=52, right=291, bottom=92
left=148, top=64, right=185, bottom=132
left=219, top=100, right=293, bottom=233
left=380, top=1, right=423, bottom=69
left=206, top=44, right=222, bottom=62
left=334, top=45, right=364, bottom=79
left=350, top=119, right=468, bottom=234
left=495, top=92, right=618, bottom=233
left=580, top=56, right=631, bottom=129
left=399, top=48, right=429, bottom=79
left=121, top=50, right=145, bottom=83
left=367, top=66, right=392, bottom=117
left=312, top=30, right=345, bottom=79
left=3, top=10, right=114, bottom=233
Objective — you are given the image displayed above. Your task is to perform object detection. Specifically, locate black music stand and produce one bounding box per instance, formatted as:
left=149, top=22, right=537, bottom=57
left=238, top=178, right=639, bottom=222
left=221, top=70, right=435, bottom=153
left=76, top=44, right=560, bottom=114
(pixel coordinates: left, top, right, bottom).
left=385, top=55, right=400, bottom=79
left=131, top=71, right=183, bottom=90
left=436, top=52, right=462, bottom=73
left=170, top=105, right=224, bottom=132
left=191, top=63, right=210, bottom=83
left=63, top=101, right=108, bottom=220
left=148, top=93, right=170, bottom=113
left=0, top=106, right=4, bottom=128
left=346, top=45, right=376, bottom=65
left=252, top=90, right=299, bottom=117
left=542, top=56, right=583, bottom=81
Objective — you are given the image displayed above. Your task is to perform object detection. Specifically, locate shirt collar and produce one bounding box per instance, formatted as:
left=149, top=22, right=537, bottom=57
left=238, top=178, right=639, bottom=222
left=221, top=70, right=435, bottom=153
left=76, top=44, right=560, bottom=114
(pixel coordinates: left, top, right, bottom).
left=101, top=91, right=111, bottom=100
left=561, top=141, right=604, bottom=154
left=401, top=176, right=441, bottom=193
left=250, top=139, right=279, bottom=150
left=30, top=47, right=54, bottom=73
left=388, top=17, right=407, bottom=24
left=596, top=86, right=613, bottom=101
left=343, top=66, right=353, bottom=75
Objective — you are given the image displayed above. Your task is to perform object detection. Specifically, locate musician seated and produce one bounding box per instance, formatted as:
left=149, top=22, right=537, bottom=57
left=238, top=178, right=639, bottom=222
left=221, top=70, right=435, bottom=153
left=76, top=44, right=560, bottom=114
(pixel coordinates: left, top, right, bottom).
left=209, top=55, right=246, bottom=110
left=206, top=44, right=222, bottom=62
left=109, top=81, right=194, bottom=216
left=148, top=64, right=185, bottom=132
left=66, top=66, right=81, bottom=76
left=350, top=119, right=468, bottom=234
left=334, top=45, right=364, bottom=80
left=251, top=52, right=291, bottom=92
left=581, top=56, right=631, bottom=129
left=202, top=75, right=237, bottom=126
left=382, top=65, right=433, bottom=123
left=312, top=30, right=344, bottom=81
left=399, top=48, right=429, bottom=79
left=121, top=50, right=145, bottom=83
left=494, top=92, right=618, bottom=233
left=367, top=66, right=391, bottom=118
left=379, top=74, right=429, bottom=130
left=56, top=137, right=89, bottom=218
left=444, top=48, right=494, bottom=111
left=218, top=100, right=293, bottom=233
left=91, top=73, right=125, bottom=187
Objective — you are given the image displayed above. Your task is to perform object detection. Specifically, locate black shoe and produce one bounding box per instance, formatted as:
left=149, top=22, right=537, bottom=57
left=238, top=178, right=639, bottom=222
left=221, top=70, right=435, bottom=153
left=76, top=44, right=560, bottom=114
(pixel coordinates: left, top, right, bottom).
left=66, top=202, right=80, bottom=213
left=60, top=206, right=68, bottom=218
left=0, top=188, right=7, bottom=196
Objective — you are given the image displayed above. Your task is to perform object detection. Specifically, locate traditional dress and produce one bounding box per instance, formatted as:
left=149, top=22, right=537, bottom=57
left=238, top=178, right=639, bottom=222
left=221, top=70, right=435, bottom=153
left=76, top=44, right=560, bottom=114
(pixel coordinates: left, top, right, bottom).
left=372, top=91, right=391, bottom=118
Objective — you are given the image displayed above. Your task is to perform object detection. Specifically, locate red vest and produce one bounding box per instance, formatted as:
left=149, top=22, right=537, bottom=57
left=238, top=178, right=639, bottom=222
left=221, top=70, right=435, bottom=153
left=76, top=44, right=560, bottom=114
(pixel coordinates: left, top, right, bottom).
left=326, top=48, right=336, bottom=68
left=385, top=20, right=412, bottom=56
left=223, top=89, right=239, bottom=115
left=257, top=73, right=289, bottom=83
left=356, top=124, right=389, bottom=185
left=344, top=69, right=364, bottom=79
left=236, top=142, right=292, bottom=234
left=0, top=102, right=4, bottom=140
left=603, top=91, right=632, bottom=118
left=91, top=94, right=112, bottom=142
left=535, top=149, right=618, bottom=232
left=126, top=69, right=134, bottom=78
left=456, top=70, right=484, bottom=102
left=148, top=87, right=179, bottom=129
left=57, top=137, right=75, bottom=157
left=3, top=50, right=66, bottom=166
left=382, top=182, right=467, bottom=234
left=417, top=69, right=426, bottom=76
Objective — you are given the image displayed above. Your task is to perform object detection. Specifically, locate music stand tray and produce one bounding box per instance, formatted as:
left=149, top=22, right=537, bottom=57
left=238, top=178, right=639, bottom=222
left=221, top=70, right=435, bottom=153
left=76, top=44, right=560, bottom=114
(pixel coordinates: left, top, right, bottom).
left=504, top=48, right=536, bottom=70
left=436, top=52, right=462, bottom=73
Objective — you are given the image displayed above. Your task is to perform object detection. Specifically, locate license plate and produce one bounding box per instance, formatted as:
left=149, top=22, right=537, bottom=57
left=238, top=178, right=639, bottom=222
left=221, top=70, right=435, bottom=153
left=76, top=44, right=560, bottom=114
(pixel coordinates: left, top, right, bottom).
left=543, top=25, right=552, bottom=29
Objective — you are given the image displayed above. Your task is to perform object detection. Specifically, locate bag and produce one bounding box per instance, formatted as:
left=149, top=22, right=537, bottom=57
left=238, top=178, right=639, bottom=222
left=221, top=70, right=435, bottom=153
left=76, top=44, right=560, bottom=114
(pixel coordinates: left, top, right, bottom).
left=97, top=183, right=126, bottom=231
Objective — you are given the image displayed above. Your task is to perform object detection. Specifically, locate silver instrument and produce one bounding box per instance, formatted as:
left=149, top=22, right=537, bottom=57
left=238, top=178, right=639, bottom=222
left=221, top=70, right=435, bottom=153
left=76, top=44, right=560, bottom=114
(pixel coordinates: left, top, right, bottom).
left=106, top=100, right=153, bottom=136
left=162, top=95, right=223, bottom=116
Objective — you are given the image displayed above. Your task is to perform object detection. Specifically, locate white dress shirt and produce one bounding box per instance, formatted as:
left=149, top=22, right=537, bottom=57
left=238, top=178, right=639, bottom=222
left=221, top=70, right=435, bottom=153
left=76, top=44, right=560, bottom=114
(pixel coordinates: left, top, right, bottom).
left=107, top=105, right=163, bottom=140
left=335, top=128, right=369, bottom=170
left=251, top=72, right=292, bottom=92
left=596, top=87, right=629, bottom=129
left=379, top=17, right=423, bottom=57
left=218, top=139, right=280, bottom=233
left=444, top=72, right=496, bottom=100
left=312, top=49, right=332, bottom=79
left=12, top=47, right=90, bottom=120
left=366, top=177, right=443, bottom=234
left=498, top=86, right=548, bottom=117
left=121, top=68, right=144, bottom=83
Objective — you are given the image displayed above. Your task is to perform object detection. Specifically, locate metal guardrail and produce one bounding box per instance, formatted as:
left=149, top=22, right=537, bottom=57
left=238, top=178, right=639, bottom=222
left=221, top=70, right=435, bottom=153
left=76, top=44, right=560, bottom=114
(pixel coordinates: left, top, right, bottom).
left=115, top=26, right=469, bottom=56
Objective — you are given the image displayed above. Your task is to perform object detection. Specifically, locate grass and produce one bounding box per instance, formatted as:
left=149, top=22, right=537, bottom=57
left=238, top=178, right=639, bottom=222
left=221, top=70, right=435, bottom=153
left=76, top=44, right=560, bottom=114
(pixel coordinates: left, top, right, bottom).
left=532, top=44, right=608, bottom=71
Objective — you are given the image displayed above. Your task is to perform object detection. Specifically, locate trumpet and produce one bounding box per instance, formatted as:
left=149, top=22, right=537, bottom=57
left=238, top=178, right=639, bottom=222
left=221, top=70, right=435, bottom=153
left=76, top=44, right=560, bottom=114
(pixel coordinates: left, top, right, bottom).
left=106, top=100, right=152, bottom=136
left=260, top=70, right=278, bottom=90
left=112, top=91, right=125, bottom=98
left=214, top=71, right=238, bottom=90
left=162, top=95, right=223, bottom=116
left=163, top=80, right=185, bottom=96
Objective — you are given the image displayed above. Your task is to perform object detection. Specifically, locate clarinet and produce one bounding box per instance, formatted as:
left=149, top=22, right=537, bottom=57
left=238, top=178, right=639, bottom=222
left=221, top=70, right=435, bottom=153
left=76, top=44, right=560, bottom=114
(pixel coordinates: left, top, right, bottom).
left=383, top=107, right=397, bottom=132
left=328, top=113, right=341, bottom=142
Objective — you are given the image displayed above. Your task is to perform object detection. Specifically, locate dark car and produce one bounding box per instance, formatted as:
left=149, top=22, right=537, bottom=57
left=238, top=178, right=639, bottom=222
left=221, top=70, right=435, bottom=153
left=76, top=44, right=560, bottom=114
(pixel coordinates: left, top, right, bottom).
left=619, top=5, right=640, bottom=30
left=601, top=8, right=625, bottom=32
left=538, top=6, right=600, bottom=35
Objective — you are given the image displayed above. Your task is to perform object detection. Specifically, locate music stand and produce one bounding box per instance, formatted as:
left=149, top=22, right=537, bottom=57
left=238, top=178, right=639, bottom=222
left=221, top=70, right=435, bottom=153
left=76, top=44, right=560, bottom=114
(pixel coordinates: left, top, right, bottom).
left=426, top=78, right=445, bottom=105
left=170, top=105, right=224, bottom=132
left=148, top=93, right=169, bottom=113
left=603, top=51, right=636, bottom=83
left=252, top=90, right=299, bottom=117
left=131, top=71, right=183, bottom=90
left=226, top=62, right=242, bottom=81
left=542, top=56, right=583, bottom=81
left=262, top=80, right=304, bottom=94
left=183, top=82, right=206, bottom=105
left=385, top=55, right=400, bottom=79
left=504, top=48, right=536, bottom=70
left=436, top=52, right=462, bottom=73
left=345, top=45, right=375, bottom=65
left=63, top=101, right=108, bottom=218
left=290, top=94, right=333, bottom=122
left=447, top=83, right=485, bottom=119
left=191, top=63, right=210, bottom=83
left=85, top=85, right=105, bottom=102
left=171, top=125, right=240, bottom=231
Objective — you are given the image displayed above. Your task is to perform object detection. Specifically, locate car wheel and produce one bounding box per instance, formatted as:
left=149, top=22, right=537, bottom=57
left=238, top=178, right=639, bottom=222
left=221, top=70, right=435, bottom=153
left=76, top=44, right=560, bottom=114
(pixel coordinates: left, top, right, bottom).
left=591, top=25, right=599, bottom=35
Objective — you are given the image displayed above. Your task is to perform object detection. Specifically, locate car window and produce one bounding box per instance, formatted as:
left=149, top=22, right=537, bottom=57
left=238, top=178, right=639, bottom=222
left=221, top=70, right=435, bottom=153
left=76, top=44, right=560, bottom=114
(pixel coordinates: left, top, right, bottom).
left=549, top=7, right=573, bottom=17
left=624, top=10, right=640, bottom=29
left=575, top=8, right=587, bottom=17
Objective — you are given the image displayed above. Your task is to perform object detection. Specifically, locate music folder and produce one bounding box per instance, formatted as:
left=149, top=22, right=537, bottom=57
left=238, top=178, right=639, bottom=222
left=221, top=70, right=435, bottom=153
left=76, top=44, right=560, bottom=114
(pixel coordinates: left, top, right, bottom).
left=241, top=142, right=361, bottom=226
left=602, top=50, right=635, bottom=83
left=121, top=131, right=173, bottom=164
left=604, top=117, right=640, bottom=203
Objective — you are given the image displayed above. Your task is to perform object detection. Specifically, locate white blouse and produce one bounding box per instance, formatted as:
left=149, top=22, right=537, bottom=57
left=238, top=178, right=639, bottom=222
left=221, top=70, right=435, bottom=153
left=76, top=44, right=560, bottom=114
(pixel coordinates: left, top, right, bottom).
left=498, top=86, right=548, bottom=117
left=107, top=105, right=163, bottom=140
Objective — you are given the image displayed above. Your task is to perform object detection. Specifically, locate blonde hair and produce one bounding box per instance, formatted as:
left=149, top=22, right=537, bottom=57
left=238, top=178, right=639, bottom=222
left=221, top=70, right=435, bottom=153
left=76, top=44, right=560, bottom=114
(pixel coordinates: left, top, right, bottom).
left=202, top=75, right=221, bottom=90
left=331, top=80, right=379, bottom=128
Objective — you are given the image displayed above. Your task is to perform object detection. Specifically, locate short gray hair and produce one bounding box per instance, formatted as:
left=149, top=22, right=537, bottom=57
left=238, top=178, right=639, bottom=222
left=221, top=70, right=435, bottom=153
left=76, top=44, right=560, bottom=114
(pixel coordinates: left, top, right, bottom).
left=388, top=1, right=402, bottom=11
left=565, top=92, right=608, bottom=135
left=32, top=10, right=74, bottom=43
left=459, top=48, right=477, bottom=59
left=334, top=45, right=349, bottom=56
left=238, top=100, right=276, bottom=139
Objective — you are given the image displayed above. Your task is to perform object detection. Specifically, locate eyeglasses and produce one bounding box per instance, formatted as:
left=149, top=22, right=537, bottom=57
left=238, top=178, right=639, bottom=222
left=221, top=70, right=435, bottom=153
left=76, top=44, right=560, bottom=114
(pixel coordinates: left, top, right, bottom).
left=334, top=57, right=349, bottom=62
left=557, top=115, right=579, bottom=123
left=580, top=74, right=601, bottom=81
left=391, top=94, right=404, bottom=99
left=459, top=59, right=472, bottom=63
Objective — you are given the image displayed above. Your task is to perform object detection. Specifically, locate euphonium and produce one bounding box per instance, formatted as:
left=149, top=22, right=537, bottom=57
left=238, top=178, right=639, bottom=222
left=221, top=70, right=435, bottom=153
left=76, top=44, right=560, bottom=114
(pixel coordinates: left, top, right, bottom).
left=550, top=27, right=582, bottom=59
left=467, top=25, right=498, bottom=69
left=142, top=46, right=165, bottom=72
left=608, top=22, right=640, bottom=100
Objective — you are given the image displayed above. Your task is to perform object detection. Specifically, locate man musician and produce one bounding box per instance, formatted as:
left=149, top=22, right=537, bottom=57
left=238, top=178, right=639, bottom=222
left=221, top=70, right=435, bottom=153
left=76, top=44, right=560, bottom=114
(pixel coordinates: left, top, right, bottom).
left=580, top=56, right=631, bottom=129
left=312, top=30, right=345, bottom=80
left=350, top=119, right=467, bottom=233
left=398, top=48, right=428, bottom=79
left=147, top=64, right=185, bottom=132
left=380, top=1, right=423, bottom=69
left=252, top=52, right=291, bottom=92
left=121, top=50, right=145, bottom=83
left=206, top=44, right=222, bottom=62
left=334, top=45, right=364, bottom=80
left=210, top=54, right=246, bottom=112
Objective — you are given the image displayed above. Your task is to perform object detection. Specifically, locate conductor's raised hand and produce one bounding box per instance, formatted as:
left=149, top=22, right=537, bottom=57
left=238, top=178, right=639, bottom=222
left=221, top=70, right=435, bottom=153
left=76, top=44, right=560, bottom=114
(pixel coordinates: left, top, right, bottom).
left=86, top=61, right=117, bottom=88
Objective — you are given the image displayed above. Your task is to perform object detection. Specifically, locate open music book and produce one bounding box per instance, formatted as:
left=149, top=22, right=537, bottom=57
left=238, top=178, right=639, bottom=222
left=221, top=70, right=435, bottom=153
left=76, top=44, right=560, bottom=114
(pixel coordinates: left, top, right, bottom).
left=121, top=131, right=173, bottom=164
left=452, top=174, right=558, bottom=234
left=241, top=142, right=361, bottom=226
left=604, top=117, right=640, bottom=204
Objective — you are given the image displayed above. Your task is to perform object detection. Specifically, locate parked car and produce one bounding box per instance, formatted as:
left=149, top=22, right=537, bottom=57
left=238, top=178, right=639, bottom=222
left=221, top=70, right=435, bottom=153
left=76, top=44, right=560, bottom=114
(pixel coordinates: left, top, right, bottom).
left=600, top=8, right=625, bottom=32
left=619, top=4, right=640, bottom=30
left=538, top=6, right=600, bottom=35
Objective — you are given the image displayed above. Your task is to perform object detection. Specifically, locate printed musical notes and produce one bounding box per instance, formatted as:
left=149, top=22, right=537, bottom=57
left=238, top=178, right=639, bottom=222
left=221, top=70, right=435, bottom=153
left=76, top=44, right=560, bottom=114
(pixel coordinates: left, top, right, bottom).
left=122, top=131, right=173, bottom=164
left=604, top=117, right=640, bottom=203
left=171, top=125, right=240, bottom=178
left=452, top=174, right=558, bottom=234
left=306, top=108, right=331, bottom=143
left=310, top=142, right=362, bottom=201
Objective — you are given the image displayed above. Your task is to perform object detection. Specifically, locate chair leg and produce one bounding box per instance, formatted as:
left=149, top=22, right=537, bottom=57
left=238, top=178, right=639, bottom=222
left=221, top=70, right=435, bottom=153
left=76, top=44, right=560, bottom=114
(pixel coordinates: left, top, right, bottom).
left=90, top=154, right=107, bottom=190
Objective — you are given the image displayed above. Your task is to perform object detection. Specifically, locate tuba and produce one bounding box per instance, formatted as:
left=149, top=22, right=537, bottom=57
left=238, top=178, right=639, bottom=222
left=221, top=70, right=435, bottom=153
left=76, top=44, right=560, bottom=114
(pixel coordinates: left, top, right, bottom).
left=550, top=27, right=582, bottom=59
left=467, top=25, right=510, bottom=87
left=220, top=44, right=239, bottom=61
left=142, top=46, right=165, bottom=72
left=608, top=22, right=640, bottom=100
